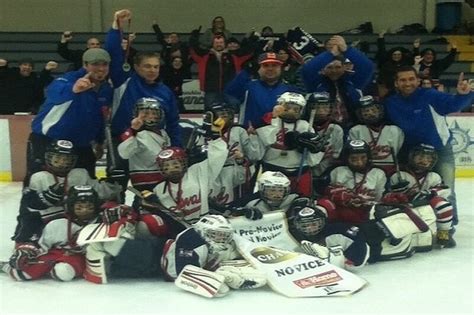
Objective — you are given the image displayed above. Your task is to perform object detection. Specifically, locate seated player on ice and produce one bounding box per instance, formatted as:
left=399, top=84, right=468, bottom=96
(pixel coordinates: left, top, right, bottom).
left=11, top=140, right=121, bottom=245
left=3, top=185, right=101, bottom=281
left=383, top=143, right=455, bottom=248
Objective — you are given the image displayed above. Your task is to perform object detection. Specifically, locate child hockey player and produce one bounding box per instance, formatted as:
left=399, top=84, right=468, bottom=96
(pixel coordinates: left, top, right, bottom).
left=4, top=185, right=101, bottom=281
left=348, top=95, right=404, bottom=176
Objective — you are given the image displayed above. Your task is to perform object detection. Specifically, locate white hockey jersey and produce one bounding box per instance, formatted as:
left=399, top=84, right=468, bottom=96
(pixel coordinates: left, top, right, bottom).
left=313, top=122, right=344, bottom=176
left=253, top=118, right=324, bottom=171
left=153, top=138, right=229, bottom=225
left=244, top=194, right=299, bottom=214
left=388, top=171, right=450, bottom=199
left=348, top=125, right=404, bottom=173
left=330, top=166, right=387, bottom=201
left=38, top=218, right=94, bottom=254
left=118, top=129, right=170, bottom=189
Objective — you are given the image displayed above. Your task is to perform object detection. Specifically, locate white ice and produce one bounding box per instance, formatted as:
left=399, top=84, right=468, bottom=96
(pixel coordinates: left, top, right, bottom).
left=0, top=179, right=472, bottom=315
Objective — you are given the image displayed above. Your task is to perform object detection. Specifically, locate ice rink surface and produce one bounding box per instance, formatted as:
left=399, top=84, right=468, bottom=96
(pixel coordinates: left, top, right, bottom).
left=0, top=179, right=472, bottom=315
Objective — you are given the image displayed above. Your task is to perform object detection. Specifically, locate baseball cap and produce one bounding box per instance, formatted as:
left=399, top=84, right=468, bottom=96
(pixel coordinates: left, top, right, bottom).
left=82, top=48, right=111, bottom=64
left=258, top=52, right=283, bottom=65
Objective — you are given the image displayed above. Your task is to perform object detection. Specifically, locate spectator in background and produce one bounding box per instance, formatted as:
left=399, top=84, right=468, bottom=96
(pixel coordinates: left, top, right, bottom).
left=27, top=48, right=113, bottom=183
left=152, top=21, right=190, bottom=67
left=161, top=56, right=191, bottom=113
left=0, top=58, right=56, bottom=114
left=384, top=66, right=473, bottom=226
left=277, top=46, right=304, bottom=91
left=57, top=32, right=101, bottom=70
left=414, top=41, right=458, bottom=80
left=226, top=37, right=241, bottom=52
left=202, top=16, right=233, bottom=48
left=189, top=29, right=254, bottom=110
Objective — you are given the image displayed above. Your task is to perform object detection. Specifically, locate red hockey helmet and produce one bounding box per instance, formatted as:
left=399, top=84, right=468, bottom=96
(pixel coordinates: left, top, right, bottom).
left=156, top=147, right=188, bottom=181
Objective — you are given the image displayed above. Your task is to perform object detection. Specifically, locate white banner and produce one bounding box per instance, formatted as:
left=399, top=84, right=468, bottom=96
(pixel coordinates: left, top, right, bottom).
left=229, top=212, right=300, bottom=251
left=235, top=236, right=367, bottom=297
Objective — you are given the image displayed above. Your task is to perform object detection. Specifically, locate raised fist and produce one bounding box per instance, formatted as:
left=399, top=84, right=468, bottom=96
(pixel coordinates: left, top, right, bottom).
left=114, top=9, right=132, bottom=22
left=0, top=58, right=8, bottom=67
left=45, top=61, right=59, bottom=71
left=61, top=31, right=73, bottom=42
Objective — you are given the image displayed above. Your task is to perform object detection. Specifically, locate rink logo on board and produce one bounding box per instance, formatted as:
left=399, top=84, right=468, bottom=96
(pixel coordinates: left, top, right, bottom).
left=250, top=247, right=298, bottom=264
left=293, top=270, right=342, bottom=288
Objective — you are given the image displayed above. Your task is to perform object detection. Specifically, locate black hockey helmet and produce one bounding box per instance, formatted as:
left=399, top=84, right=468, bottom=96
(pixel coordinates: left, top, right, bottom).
left=293, top=206, right=327, bottom=239
left=306, top=92, right=334, bottom=124
left=408, top=143, right=438, bottom=174
left=66, top=185, right=100, bottom=225
left=45, top=140, right=77, bottom=176
left=356, top=95, right=384, bottom=126
left=342, top=139, right=372, bottom=172
left=209, top=101, right=235, bottom=129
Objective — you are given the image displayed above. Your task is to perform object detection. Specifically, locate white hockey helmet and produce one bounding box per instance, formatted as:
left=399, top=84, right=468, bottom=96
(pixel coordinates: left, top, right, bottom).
left=193, top=215, right=233, bottom=245
left=258, top=171, right=291, bottom=207
left=276, top=92, right=306, bottom=122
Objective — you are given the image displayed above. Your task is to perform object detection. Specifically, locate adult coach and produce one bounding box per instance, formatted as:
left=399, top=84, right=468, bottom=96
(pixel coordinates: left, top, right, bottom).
left=384, top=66, right=473, bottom=225
left=26, top=48, right=113, bottom=184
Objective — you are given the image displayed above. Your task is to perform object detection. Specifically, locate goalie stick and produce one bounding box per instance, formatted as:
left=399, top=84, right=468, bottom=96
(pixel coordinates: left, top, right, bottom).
left=101, top=106, right=116, bottom=171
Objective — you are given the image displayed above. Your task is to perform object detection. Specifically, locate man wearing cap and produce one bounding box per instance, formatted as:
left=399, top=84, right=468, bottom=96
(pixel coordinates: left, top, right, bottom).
left=0, top=58, right=56, bottom=114
left=26, top=48, right=113, bottom=184
left=224, top=51, right=298, bottom=128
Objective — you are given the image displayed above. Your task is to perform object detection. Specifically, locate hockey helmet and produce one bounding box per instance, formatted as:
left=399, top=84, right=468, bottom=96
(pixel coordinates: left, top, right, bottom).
left=306, top=92, right=334, bottom=124
left=45, top=140, right=77, bottom=176
left=156, top=147, right=188, bottom=182
left=293, top=206, right=327, bottom=238
left=408, top=143, right=438, bottom=174
left=193, top=215, right=233, bottom=245
left=133, top=97, right=165, bottom=129
left=66, top=185, right=100, bottom=225
left=258, top=171, right=291, bottom=208
left=276, top=92, right=306, bottom=122
left=343, top=139, right=372, bottom=173
left=356, top=95, right=384, bottom=126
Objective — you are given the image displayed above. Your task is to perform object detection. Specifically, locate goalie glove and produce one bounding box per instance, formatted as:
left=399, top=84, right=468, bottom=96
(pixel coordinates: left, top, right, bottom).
left=215, top=264, right=267, bottom=290
left=300, top=241, right=345, bottom=268
left=9, top=244, right=41, bottom=270
left=244, top=208, right=263, bottom=220
left=175, top=265, right=230, bottom=298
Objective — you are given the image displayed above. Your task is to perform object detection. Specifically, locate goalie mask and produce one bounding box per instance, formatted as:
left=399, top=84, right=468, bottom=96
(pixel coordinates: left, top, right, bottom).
left=408, top=144, right=438, bottom=174
left=343, top=139, right=372, bottom=173
left=258, top=171, right=291, bottom=208
left=307, top=92, right=333, bottom=125
left=210, top=102, right=235, bottom=131
left=45, top=140, right=77, bottom=176
left=156, top=147, right=188, bottom=182
left=294, top=206, right=327, bottom=239
left=133, top=97, right=165, bottom=130
left=356, top=95, right=384, bottom=126
left=66, top=185, right=100, bottom=225
left=193, top=215, right=233, bottom=246
left=276, top=92, right=306, bottom=123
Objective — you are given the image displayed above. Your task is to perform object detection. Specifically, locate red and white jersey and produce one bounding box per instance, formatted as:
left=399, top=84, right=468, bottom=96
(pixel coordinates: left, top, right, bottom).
left=313, top=122, right=344, bottom=176
left=118, top=129, right=170, bottom=189
left=253, top=118, right=323, bottom=171
left=348, top=125, right=404, bottom=174
left=209, top=162, right=247, bottom=206
left=222, top=125, right=261, bottom=163
left=153, top=138, right=229, bottom=225
left=388, top=171, right=449, bottom=199
left=330, top=166, right=387, bottom=201
left=38, top=218, right=92, bottom=253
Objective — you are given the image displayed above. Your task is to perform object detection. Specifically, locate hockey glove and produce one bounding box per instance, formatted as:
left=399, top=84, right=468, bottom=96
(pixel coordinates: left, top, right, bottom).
left=105, top=169, right=126, bottom=184
left=215, top=265, right=267, bottom=290
left=9, top=244, right=41, bottom=270
left=102, top=205, right=130, bottom=225
left=300, top=241, right=345, bottom=268
left=390, top=179, right=410, bottom=193
left=296, top=132, right=326, bottom=153
left=43, top=183, right=65, bottom=206
left=244, top=208, right=263, bottom=220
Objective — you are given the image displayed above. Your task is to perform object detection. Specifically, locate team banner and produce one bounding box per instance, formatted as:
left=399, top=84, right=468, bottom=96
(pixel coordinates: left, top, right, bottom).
left=234, top=236, right=367, bottom=297
left=229, top=212, right=300, bottom=251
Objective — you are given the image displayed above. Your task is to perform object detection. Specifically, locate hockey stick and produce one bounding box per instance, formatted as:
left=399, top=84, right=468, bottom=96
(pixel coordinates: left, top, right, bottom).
left=296, top=108, right=317, bottom=184
left=126, top=186, right=191, bottom=228
left=101, top=106, right=116, bottom=171
left=387, top=140, right=409, bottom=191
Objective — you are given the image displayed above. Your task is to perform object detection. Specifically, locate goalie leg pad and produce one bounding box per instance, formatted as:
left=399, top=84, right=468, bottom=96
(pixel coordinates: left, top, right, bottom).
left=83, top=242, right=119, bottom=284
left=175, top=265, right=229, bottom=298
left=379, top=236, right=415, bottom=261
left=215, top=265, right=267, bottom=290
